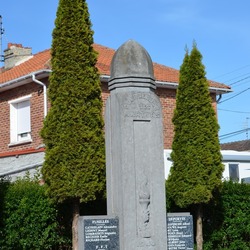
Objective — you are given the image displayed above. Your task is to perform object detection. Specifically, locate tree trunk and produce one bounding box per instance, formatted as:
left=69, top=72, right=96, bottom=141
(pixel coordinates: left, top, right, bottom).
left=196, top=204, right=203, bottom=250
left=72, top=198, right=80, bottom=250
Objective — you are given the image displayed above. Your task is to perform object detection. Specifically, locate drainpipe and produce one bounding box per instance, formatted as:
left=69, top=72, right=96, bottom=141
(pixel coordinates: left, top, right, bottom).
left=32, top=74, right=47, bottom=117
left=216, top=94, right=222, bottom=103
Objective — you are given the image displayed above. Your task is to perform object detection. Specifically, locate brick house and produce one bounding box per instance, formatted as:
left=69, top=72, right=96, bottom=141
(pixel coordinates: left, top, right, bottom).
left=0, top=43, right=231, bottom=180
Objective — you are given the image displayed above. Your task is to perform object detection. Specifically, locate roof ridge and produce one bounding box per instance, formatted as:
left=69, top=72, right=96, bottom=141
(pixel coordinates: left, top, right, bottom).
left=221, top=139, right=250, bottom=145
left=0, top=43, right=231, bottom=91
left=33, top=48, right=51, bottom=55
left=93, top=43, right=115, bottom=51
left=153, top=62, right=178, bottom=71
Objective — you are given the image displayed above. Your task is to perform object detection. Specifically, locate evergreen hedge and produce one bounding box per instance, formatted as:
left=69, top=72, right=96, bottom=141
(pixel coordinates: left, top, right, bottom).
left=0, top=175, right=71, bottom=249
left=203, top=181, right=250, bottom=250
left=1, top=177, right=249, bottom=249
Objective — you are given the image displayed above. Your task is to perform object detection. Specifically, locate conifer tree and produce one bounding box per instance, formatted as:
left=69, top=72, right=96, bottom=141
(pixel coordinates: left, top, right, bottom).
left=166, top=43, right=224, bottom=250
left=40, top=0, right=105, bottom=248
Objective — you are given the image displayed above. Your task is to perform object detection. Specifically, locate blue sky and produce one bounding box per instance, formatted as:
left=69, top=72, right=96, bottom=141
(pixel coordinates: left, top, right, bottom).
left=1, top=0, right=250, bottom=143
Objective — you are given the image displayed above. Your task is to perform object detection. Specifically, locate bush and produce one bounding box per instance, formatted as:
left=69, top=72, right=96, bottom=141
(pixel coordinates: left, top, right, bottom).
left=0, top=174, right=70, bottom=249
left=203, top=181, right=250, bottom=250
left=0, top=177, right=10, bottom=242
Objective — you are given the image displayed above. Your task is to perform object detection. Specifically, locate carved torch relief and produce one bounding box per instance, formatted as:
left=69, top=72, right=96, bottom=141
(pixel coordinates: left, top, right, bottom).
left=138, top=174, right=151, bottom=238
left=137, top=174, right=155, bottom=248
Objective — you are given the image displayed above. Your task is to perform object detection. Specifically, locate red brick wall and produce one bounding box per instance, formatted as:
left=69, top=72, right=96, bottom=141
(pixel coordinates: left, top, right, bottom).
left=101, top=82, right=109, bottom=117
left=0, top=79, right=217, bottom=155
left=156, top=88, right=176, bottom=149
left=156, top=88, right=217, bottom=149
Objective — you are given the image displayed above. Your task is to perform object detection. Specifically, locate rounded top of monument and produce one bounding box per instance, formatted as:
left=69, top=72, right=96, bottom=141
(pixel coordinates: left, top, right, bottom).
left=110, top=40, right=154, bottom=80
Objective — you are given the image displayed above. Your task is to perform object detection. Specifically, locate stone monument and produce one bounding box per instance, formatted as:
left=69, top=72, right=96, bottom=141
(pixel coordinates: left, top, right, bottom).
left=105, top=40, right=168, bottom=249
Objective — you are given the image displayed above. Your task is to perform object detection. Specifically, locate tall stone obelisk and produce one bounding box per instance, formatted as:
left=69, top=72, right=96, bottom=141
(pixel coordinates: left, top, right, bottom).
left=105, top=40, right=167, bottom=249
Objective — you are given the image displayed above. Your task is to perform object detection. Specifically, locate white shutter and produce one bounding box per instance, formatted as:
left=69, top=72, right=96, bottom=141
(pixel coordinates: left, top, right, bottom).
left=17, top=100, right=31, bottom=134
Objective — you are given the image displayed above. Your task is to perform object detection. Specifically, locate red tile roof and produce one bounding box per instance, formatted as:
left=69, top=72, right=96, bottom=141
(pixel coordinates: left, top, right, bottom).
left=0, top=49, right=51, bottom=83
left=0, top=43, right=230, bottom=90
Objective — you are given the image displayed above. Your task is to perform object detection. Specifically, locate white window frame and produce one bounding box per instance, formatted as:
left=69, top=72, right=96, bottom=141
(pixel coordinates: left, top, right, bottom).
left=8, top=95, right=32, bottom=146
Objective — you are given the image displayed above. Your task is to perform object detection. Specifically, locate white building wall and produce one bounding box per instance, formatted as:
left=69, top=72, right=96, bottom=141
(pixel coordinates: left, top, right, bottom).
left=164, top=149, right=250, bottom=183
left=0, top=152, right=44, bottom=181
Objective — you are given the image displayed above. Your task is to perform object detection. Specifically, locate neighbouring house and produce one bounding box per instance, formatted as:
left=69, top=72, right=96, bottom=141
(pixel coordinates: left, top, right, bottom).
left=0, top=43, right=232, bottom=180
left=220, top=140, right=250, bottom=183
left=164, top=140, right=250, bottom=183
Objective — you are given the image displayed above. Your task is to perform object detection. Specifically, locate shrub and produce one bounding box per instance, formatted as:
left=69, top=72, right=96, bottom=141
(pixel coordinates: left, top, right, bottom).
left=0, top=174, right=70, bottom=249
left=0, top=177, right=10, bottom=243
left=203, top=181, right=250, bottom=250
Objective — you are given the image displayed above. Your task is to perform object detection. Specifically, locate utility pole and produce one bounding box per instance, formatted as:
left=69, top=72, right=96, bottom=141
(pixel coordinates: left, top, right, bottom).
left=246, top=117, right=250, bottom=140
left=0, top=15, right=4, bottom=63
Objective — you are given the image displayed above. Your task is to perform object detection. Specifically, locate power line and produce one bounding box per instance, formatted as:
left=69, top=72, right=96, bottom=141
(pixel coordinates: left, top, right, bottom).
left=229, top=76, right=250, bottom=86
left=219, top=128, right=250, bottom=141
left=213, top=64, right=250, bottom=80
left=218, top=87, right=250, bottom=104
left=218, top=108, right=250, bottom=114
left=223, top=72, right=250, bottom=84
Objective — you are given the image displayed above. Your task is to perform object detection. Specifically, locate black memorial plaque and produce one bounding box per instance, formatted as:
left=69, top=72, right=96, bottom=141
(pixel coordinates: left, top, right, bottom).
left=83, top=217, right=119, bottom=250
left=167, top=214, right=194, bottom=250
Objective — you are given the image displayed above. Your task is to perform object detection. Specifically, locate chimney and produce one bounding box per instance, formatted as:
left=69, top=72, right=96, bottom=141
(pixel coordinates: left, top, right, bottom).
left=4, top=43, right=32, bottom=69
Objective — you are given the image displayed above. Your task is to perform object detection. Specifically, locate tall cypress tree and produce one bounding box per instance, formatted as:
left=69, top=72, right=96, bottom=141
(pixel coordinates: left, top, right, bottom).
left=40, top=0, right=105, bottom=248
left=166, top=43, right=224, bottom=250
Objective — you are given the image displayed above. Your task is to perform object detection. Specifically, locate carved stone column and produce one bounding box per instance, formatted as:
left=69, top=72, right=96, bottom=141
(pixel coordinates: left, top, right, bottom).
left=105, top=40, right=168, bottom=249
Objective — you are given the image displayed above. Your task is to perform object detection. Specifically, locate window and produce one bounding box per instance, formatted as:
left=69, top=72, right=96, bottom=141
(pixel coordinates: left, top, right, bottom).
left=242, top=177, right=250, bottom=183
left=8, top=95, right=32, bottom=145
left=229, top=163, right=239, bottom=182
